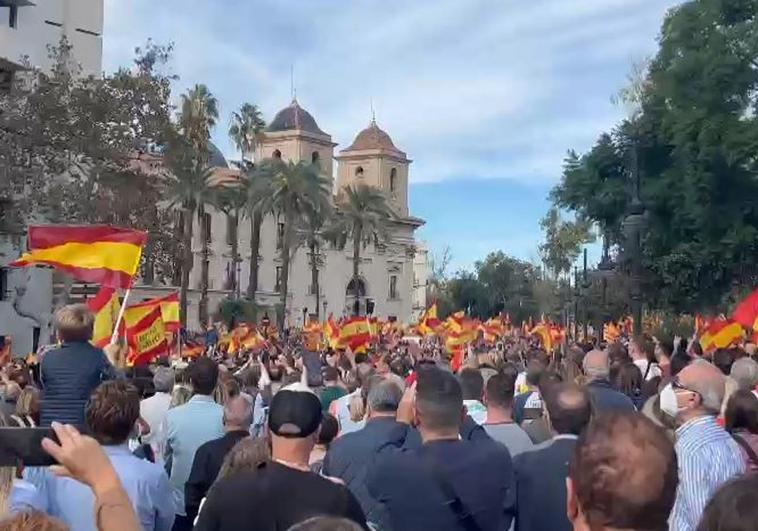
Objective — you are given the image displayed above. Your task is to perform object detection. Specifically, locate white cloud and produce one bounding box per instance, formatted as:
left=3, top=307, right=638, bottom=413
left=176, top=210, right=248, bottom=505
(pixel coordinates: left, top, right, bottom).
left=103, top=0, right=680, bottom=185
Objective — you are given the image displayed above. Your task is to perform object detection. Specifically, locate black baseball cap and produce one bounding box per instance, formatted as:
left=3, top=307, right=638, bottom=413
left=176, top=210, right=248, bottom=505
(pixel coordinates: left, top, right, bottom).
left=268, top=387, right=322, bottom=438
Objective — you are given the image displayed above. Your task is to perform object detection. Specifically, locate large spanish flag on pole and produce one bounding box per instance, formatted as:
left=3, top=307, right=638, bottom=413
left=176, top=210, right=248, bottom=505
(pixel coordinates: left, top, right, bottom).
left=339, top=316, right=372, bottom=352
left=86, top=287, right=121, bottom=348
left=122, top=292, right=180, bottom=331
left=11, top=226, right=147, bottom=289
left=733, top=288, right=758, bottom=331
left=700, top=318, right=744, bottom=352
left=125, top=306, right=168, bottom=366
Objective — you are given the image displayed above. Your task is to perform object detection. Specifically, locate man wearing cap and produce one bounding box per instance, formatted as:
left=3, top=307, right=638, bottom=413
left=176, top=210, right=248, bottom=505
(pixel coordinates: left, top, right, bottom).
left=194, top=383, right=367, bottom=530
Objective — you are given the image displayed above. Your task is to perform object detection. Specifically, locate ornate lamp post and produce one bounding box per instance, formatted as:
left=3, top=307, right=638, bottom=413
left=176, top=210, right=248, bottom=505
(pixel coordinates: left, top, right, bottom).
left=589, top=232, right=617, bottom=342
left=621, top=139, right=648, bottom=337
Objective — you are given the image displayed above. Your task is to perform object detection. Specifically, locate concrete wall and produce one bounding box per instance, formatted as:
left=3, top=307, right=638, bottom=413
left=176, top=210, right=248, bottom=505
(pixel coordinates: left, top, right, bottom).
left=0, top=0, right=103, bottom=75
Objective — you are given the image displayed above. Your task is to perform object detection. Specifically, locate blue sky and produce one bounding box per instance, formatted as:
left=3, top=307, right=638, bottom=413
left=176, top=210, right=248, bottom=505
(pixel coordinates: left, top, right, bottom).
left=103, top=0, right=680, bottom=272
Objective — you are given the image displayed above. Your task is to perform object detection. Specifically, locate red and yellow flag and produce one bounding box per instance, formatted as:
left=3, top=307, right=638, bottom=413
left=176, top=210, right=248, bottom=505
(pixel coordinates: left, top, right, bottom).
left=126, top=306, right=168, bottom=366
left=700, top=318, right=744, bottom=352
left=11, top=226, right=147, bottom=289
left=339, top=316, right=372, bottom=352
left=733, top=289, right=758, bottom=331
left=323, top=315, right=340, bottom=349
left=530, top=323, right=553, bottom=353
left=123, top=292, right=180, bottom=331
left=86, top=286, right=121, bottom=347
left=603, top=322, right=621, bottom=343
left=418, top=303, right=442, bottom=336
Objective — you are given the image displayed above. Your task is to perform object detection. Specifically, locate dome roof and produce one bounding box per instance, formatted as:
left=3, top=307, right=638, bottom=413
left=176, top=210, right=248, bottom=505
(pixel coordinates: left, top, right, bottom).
left=267, top=99, right=327, bottom=135
left=344, top=120, right=404, bottom=155
left=208, top=142, right=229, bottom=168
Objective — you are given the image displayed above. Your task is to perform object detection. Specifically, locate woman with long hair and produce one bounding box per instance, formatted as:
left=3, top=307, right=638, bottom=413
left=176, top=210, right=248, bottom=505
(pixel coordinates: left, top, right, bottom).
left=724, top=390, right=758, bottom=472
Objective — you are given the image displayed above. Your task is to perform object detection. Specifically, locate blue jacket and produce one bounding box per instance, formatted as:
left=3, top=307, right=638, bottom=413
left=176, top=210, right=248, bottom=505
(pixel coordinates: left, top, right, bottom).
left=514, top=436, right=576, bottom=531
left=366, top=418, right=515, bottom=531
left=40, top=341, right=119, bottom=427
left=586, top=379, right=636, bottom=413
left=323, top=417, right=404, bottom=529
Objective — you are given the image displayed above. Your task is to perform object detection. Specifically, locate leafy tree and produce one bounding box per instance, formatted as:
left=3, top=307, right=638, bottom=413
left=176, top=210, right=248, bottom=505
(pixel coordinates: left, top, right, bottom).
left=297, top=198, right=332, bottom=321
left=327, top=184, right=395, bottom=316
left=252, top=160, right=331, bottom=328
left=539, top=207, right=595, bottom=279
left=548, top=0, right=758, bottom=313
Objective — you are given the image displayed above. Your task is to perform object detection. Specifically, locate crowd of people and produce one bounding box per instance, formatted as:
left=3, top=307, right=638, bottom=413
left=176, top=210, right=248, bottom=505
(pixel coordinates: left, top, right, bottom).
left=0, top=302, right=757, bottom=530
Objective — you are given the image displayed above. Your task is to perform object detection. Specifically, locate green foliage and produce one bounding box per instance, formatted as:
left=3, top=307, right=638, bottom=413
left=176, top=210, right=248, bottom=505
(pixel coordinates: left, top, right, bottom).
left=216, top=297, right=258, bottom=329
left=539, top=207, right=595, bottom=278
left=548, top=0, right=758, bottom=313
left=228, top=103, right=265, bottom=161
left=177, top=84, right=219, bottom=160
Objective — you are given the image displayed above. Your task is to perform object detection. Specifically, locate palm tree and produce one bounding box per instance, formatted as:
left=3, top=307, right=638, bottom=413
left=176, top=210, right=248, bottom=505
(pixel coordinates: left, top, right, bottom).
left=297, top=197, right=332, bottom=321
left=227, top=103, right=267, bottom=305
left=327, top=184, right=396, bottom=315
left=251, top=160, right=331, bottom=329
left=177, top=84, right=219, bottom=161
left=228, top=103, right=265, bottom=163
left=211, top=184, right=247, bottom=295
left=164, top=141, right=216, bottom=328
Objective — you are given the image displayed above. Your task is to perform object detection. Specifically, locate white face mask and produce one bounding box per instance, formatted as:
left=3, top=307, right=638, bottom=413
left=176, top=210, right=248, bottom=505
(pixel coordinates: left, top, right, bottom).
left=659, top=383, right=680, bottom=418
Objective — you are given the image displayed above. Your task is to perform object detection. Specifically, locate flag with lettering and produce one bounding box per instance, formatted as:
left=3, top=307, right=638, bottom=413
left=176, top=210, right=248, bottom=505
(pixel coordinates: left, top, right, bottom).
left=125, top=306, right=168, bottom=366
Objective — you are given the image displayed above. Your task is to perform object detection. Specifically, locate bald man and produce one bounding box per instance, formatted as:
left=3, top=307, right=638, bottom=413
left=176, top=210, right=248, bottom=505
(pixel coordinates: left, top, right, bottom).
left=185, top=396, right=252, bottom=521
left=664, top=360, right=746, bottom=531
left=514, top=384, right=591, bottom=531
left=583, top=349, right=636, bottom=413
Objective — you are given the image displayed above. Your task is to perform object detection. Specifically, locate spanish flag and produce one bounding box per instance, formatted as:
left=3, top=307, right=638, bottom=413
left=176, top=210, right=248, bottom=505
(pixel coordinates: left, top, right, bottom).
left=700, top=318, right=744, bottom=352
left=603, top=322, right=621, bottom=343
left=86, top=286, right=121, bottom=347
left=733, top=288, right=758, bottom=331
left=339, top=316, right=372, bottom=352
left=11, top=226, right=147, bottom=289
left=241, top=328, right=267, bottom=351
left=418, top=303, right=442, bottom=336
left=530, top=323, right=553, bottom=353
left=324, top=315, right=340, bottom=349
left=126, top=306, right=168, bottom=366
left=122, top=292, right=180, bottom=331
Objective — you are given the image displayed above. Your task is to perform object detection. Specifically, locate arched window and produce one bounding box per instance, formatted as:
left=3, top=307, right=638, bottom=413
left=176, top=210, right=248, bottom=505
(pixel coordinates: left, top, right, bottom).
left=389, top=168, right=397, bottom=192
left=311, top=151, right=320, bottom=168
left=355, top=166, right=364, bottom=178
left=273, top=149, right=282, bottom=159
left=346, top=277, right=367, bottom=297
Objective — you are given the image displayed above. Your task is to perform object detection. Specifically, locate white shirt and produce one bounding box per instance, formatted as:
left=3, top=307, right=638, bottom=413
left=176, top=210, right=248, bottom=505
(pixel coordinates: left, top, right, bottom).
left=140, top=392, right=172, bottom=456
left=633, top=359, right=662, bottom=381
left=330, top=388, right=364, bottom=436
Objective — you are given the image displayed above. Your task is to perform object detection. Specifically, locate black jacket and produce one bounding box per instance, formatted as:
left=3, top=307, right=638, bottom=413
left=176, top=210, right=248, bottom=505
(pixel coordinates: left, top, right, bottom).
left=323, top=417, right=405, bottom=529
left=586, top=379, right=636, bottom=413
left=366, top=418, right=515, bottom=531
left=185, top=430, right=250, bottom=521
left=40, top=341, right=119, bottom=427
left=514, top=437, right=576, bottom=531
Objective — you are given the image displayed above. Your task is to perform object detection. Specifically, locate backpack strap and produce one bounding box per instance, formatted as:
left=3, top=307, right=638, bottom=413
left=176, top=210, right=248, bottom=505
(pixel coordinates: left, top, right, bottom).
left=732, top=433, right=758, bottom=467
left=422, top=451, right=482, bottom=531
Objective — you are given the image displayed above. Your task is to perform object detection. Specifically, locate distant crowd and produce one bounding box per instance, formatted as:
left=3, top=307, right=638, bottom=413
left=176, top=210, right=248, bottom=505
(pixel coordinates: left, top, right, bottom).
left=0, top=303, right=756, bottom=531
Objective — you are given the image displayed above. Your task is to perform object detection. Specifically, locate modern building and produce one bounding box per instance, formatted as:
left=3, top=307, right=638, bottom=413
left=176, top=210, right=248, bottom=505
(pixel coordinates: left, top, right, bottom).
left=0, top=0, right=104, bottom=355
left=132, top=99, right=427, bottom=328
left=0, top=0, right=103, bottom=91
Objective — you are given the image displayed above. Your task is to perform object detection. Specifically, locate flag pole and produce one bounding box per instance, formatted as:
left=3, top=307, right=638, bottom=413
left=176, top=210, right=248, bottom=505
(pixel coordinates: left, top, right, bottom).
left=110, top=288, right=132, bottom=345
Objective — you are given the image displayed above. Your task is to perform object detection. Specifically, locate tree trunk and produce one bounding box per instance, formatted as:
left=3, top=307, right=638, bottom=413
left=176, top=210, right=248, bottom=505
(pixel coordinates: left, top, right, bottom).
left=199, top=205, right=209, bottom=328
left=232, top=209, right=239, bottom=297
left=247, top=211, right=262, bottom=301
left=310, top=239, right=319, bottom=320
left=180, top=206, right=194, bottom=329
left=352, top=226, right=362, bottom=316
left=278, top=207, right=293, bottom=330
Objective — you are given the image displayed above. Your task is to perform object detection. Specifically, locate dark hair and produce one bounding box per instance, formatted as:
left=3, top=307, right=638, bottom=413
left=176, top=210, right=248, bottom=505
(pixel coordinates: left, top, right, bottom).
left=632, top=335, right=656, bottom=363
left=689, top=341, right=703, bottom=358
left=485, top=372, right=516, bottom=409
left=658, top=339, right=674, bottom=357
left=525, top=359, right=547, bottom=387
left=606, top=343, right=630, bottom=365
left=322, top=366, right=339, bottom=383
left=85, top=381, right=140, bottom=445
left=697, top=474, right=758, bottom=531
left=543, top=383, right=590, bottom=435
left=613, top=362, right=642, bottom=398
left=415, top=367, right=463, bottom=431
left=724, top=390, right=758, bottom=434
left=188, top=357, right=219, bottom=395
left=571, top=413, right=678, bottom=531
left=354, top=352, right=369, bottom=365
left=317, top=413, right=339, bottom=447
left=713, top=348, right=735, bottom=376
left=288, top=516, right=365, bottom=531
left=500, top=362, right=519, bottom=388
left=458, top=368, right=484, bottom=401
left=537, top=370, right=563, bottom=395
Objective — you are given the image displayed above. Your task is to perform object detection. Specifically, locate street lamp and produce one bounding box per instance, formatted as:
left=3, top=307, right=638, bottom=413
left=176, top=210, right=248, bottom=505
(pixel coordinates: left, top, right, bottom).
left=322, top=300, right=328, bottom=322
left=302, top=307, right=308, bottom=327
left=621, top=138, right=648, bottom=337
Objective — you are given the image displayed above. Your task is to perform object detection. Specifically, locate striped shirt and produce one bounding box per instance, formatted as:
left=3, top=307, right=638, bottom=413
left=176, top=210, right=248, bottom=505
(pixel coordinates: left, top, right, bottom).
left=669, top=415, right=746, bottom=531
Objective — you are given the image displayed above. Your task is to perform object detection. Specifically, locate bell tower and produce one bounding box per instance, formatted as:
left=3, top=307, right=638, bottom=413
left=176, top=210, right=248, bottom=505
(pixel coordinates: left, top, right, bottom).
left=335, top=119, right=411, bottom=216
left=257, top=98, right=337, bottom=180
